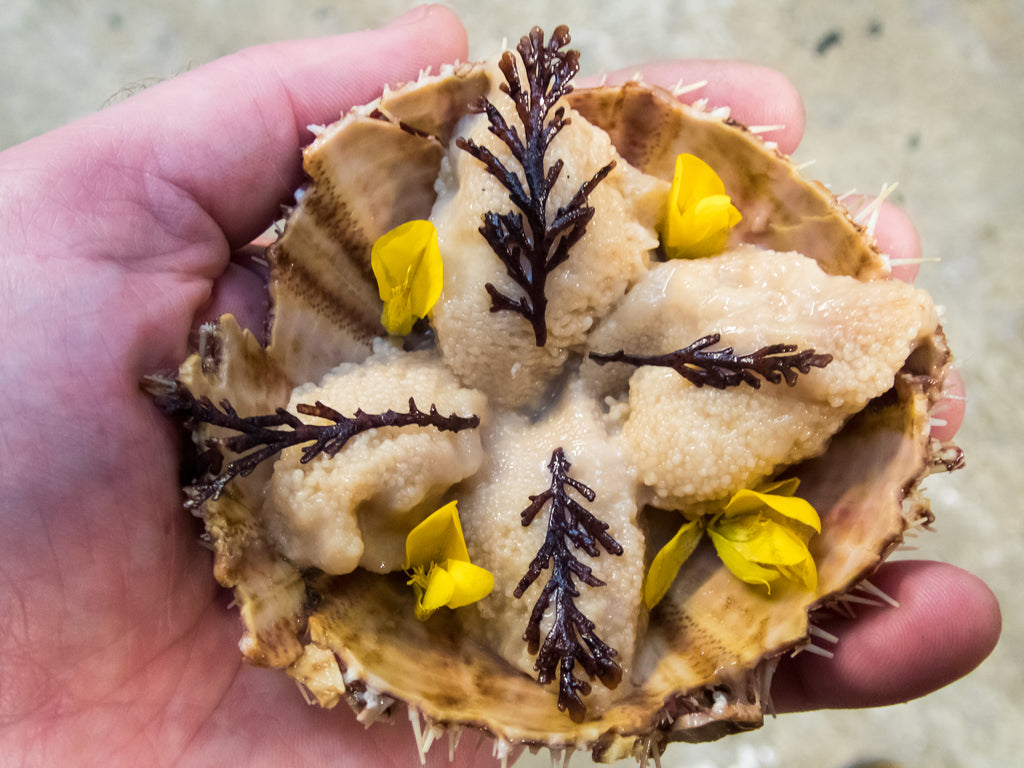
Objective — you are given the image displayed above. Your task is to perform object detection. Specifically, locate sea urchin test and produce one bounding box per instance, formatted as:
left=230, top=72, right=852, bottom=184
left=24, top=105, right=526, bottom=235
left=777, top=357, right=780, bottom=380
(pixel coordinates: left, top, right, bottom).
left=147, top=25, right=959, bottom=765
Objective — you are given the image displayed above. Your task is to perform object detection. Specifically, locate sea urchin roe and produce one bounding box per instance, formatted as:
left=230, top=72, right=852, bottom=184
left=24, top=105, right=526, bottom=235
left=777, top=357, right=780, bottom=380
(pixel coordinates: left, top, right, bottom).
left=428, top=58, right=665, bottom=409
left=458, top=382, right=644, bottom=712
left=264, top=341, right=487, bottom=575
left=585, top=245, right=938, bottom=507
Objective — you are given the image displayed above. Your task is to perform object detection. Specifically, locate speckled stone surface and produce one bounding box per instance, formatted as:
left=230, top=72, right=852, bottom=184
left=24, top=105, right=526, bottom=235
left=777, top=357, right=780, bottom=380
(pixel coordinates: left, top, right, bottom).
left=3, top=2, right=1021, bottom=767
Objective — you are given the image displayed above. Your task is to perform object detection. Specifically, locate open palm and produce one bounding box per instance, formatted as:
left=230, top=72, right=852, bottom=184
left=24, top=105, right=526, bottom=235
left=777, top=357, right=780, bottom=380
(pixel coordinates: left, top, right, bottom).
left=0, top=6, right=998, bottom=766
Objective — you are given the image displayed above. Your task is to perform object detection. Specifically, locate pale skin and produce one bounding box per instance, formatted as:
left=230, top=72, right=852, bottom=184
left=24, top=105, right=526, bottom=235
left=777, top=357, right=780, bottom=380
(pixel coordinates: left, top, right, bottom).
left=0, top=5, right=1000, bottom=766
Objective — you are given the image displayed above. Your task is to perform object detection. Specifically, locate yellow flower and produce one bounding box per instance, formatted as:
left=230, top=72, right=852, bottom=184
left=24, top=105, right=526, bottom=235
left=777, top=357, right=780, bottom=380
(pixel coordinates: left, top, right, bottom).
left=661, top=153, right=742, bottom=259
left=643, top=478, right=820, bottom=608
left=405, top=501, right=494, bottom=621
left=710, top=478, right=820, bottom=592
left=370, top=219, right=443, bottom=336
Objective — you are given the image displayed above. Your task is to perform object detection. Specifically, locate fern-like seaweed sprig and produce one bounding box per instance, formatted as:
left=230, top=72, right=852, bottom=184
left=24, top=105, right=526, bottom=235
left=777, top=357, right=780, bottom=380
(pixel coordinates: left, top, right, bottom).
left=589, top=333, right=833, bottom=389
left=456, top=25, right=615, bottom=347
left=514, top=447, right=623, bottom=723
left=150, top=381, right=480, bottom=507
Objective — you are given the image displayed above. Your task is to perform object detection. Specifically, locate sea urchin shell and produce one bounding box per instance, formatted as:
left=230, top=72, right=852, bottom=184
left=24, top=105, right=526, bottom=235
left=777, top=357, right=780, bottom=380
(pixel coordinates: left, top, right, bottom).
left=149, top=25, right=959, bottom=765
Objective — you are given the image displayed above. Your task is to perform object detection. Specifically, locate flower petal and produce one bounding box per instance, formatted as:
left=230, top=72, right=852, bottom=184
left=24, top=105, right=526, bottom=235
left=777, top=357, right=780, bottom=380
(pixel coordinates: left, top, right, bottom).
left=443, top=558, right=495, bottom=608
left=371, top=219, right=443, bottom=335
left=712, top=516, right=809, bottom=566
left=722, top=488, right=821, bottom=533
left=777, top=555, right=818, bottom=592
left=417, top=564, right=456, bottom=620
left=674, top=152, right=727, bottom=199
left=644, top=519, right=705, bottom=609
left=708, top=530, right=780, bottom=590
left=404, top=500, right=469, bottom=571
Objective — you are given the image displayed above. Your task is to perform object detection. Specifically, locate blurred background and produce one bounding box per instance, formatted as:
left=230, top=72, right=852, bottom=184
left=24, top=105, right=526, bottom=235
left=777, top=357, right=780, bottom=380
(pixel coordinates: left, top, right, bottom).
left=2, top=1, right=1020, bottom=766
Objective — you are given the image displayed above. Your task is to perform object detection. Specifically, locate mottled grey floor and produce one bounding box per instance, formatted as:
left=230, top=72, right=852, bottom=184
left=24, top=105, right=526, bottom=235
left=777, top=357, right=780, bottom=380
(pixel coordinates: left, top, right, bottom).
left=3, top=1, right=1021, bottom=767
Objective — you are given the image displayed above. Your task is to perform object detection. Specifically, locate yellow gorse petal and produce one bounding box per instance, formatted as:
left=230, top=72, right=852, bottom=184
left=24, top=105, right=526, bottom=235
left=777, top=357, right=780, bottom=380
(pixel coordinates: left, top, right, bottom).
left=721, top=487, right=821, bottom=533
left=712, top=516, right=812, bottom=566
left=370, top=219, right=443, bottom=336
left=404, top=501, right=494, bottom=620
left=416, top=564, right=455, bottom=615
left=441, top=558, right=495, bottom=609
left=661, top=154, right=742, bottom=259
left=405, top=500, right=469, bottom=568
left=643, top=519, right=704, bottom=609
left=707, top=530, right=782, bottom=589
left=643, top=478, right=820, bottom=607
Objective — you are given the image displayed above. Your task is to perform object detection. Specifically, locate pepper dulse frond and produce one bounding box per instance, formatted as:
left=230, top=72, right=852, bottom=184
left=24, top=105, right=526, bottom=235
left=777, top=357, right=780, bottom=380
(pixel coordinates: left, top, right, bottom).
left=150, top=382, right=480, bottom=507
left=589, top=333, right=833, bottom=389
left=514, top=447, right=623, bottom=723
left=456, top=25, right=614, bottom=347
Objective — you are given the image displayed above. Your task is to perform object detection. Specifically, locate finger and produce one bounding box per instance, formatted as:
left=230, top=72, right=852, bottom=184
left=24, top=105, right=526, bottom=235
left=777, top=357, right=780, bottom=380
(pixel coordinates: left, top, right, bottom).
left=583, top=60, right=805, bottom=156
left=835, top=193, right=965, bottom=440
left=842, top=195, right=923, bottom=283
left=191, top=245, right=270, bottom=342
left=771, top=560, right=1001, bottom=713
left=929, top=367, right=966, bottom=442
left=854, top=198, right=965, bottom=440
left=169, top=4, right=467, bottom=246
left=209, top=656, right=509, bottom=767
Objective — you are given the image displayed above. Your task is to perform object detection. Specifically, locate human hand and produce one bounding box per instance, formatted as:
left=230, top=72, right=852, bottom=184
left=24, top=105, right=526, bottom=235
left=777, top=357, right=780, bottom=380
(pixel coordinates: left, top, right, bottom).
left=0, top=6, right=498, bottom=767
left=0, top=8, right=999, bottom=767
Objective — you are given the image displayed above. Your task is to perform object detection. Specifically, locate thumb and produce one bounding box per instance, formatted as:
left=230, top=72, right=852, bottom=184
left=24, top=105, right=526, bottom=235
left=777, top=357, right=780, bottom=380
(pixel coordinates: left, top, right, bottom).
left=147, top=3, right=469, bottom=245
left=3, top=5, right=468, bottom=248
